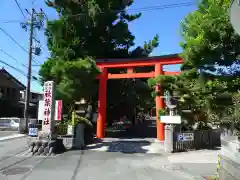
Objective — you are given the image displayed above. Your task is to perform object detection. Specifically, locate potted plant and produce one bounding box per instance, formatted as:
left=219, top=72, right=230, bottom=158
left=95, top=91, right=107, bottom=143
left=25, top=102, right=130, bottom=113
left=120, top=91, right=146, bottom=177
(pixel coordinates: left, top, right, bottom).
left=67, top=120, right=73, bottom=135
left=75, top=115, right=93, bottom=127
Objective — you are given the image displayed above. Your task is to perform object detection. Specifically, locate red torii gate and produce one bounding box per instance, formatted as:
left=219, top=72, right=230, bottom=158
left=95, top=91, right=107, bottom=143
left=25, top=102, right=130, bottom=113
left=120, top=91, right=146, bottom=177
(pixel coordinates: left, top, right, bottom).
left=95, top=54, right=183, bottom=141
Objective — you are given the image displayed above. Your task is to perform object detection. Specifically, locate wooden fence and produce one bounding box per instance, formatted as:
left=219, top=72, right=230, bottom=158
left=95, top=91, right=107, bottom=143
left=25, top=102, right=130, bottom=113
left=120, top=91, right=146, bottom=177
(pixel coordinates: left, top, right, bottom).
left=173, top=129, right=221, bottom=152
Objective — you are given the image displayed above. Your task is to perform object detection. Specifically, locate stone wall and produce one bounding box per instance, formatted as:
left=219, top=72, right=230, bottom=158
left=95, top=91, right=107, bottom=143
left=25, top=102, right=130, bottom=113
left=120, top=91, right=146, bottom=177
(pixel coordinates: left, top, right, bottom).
left=219, top=133, right=240, bottom=180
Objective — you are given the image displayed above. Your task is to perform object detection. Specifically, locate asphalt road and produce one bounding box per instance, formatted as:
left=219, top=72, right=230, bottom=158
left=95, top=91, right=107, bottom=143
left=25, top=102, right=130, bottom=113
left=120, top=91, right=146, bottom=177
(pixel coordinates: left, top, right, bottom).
left=0, top=150, right=213, bottom=180
left=0, top=130, right=18, bottom=138
left=0, top=137, right=218, bottom=180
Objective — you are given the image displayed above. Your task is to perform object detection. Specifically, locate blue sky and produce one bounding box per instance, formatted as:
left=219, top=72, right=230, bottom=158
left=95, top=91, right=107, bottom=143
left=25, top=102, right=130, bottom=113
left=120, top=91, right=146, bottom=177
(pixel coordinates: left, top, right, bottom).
left=0, top=0, right=197, bottom=93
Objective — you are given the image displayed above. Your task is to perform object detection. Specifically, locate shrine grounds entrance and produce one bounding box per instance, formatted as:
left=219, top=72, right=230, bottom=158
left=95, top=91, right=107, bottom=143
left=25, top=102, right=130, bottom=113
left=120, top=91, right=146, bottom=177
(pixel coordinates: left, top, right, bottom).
left=95, top=54, right=183, bottom=141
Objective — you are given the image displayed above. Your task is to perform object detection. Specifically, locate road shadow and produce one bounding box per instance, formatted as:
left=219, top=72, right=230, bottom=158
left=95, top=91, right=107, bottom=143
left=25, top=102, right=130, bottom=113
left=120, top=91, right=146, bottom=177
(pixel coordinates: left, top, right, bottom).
left=206, top=146, right=221, bottom=150
left=85, top=139, right=152, bottom=154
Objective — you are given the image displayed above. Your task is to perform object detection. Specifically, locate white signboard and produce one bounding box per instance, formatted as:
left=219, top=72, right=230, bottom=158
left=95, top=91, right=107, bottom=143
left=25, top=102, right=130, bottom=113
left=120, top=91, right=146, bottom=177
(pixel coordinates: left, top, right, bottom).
left=42, top=81, right=55, bottom=134
left=160, top=116, right=181, bottom=124
left=178, top=133, right=194, bottom=141
left=28, top=127, right=38, bottom=136
left=38, top=100, right=62, bottom=120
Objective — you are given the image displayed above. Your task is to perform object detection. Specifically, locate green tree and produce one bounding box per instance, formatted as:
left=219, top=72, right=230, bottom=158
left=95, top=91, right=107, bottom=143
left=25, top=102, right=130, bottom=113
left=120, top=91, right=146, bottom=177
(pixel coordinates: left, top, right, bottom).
left=180, top=0, right=240, bottom=72
left=40, top=0, right=158, bottom=119
left=148, top=0, right=240, bottom=129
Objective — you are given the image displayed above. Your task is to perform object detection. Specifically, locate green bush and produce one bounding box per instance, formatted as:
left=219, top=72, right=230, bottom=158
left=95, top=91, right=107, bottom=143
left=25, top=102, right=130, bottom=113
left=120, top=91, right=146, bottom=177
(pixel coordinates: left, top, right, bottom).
left=55, top=123, right=68, bottom=135
left=158, top=109, right=166, bottom=120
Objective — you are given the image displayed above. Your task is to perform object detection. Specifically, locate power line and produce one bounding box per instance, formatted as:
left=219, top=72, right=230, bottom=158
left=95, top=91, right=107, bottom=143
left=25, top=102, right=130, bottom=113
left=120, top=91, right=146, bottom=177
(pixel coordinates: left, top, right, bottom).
left=1, top=1, right=195, bottom=68
left=0, top=48, right=19, bottom=65
left=0, top=28, right=28, bottom=53
left=0, top=27, right=40, bottom=64
left=0, top=59, right=27, bottom=77
left=0, top=48, right=39, bottom=75
left=14, top=0, right=27, bottom=19
left=31, top=2, right=194, bottom=67
left=0, top=20, right=22, bottom=24
left=127, top=2, right=194, bottom=12
left=0, top=59, right=40, bottom=83
left=64, top=2, right=194, bottom=18
left=0, top=2, right=195, bottom=24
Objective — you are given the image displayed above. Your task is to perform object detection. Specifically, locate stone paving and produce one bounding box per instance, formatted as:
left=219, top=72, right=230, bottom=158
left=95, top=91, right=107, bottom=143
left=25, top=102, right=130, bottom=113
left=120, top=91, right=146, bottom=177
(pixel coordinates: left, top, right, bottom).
left=0, top=137, right=219, bottom=180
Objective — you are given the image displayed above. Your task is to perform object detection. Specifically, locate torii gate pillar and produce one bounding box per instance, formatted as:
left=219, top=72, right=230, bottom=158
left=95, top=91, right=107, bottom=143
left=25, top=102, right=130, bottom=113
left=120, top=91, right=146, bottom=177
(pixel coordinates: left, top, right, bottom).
left=155, top=63, right=165, bottom=141
left=96, top=67, right=108, bottom=138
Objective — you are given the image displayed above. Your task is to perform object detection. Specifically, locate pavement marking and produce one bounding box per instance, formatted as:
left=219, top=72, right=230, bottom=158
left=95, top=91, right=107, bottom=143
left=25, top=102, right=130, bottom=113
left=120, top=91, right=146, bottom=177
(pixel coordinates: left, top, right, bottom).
left=0, top=134, right=26, bottom=142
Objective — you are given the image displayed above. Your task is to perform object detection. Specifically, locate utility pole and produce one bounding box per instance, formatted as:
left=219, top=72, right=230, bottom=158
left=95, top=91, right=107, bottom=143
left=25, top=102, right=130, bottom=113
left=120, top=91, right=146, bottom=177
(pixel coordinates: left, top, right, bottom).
left=20, top=8, right=45, bottom=133
left=23, top=9, right=34, bottom=133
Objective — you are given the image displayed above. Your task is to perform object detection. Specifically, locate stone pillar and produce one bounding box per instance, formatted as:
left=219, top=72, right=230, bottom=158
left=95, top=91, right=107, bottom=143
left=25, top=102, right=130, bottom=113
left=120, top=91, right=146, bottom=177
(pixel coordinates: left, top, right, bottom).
left=164, top=124, right=174, bottom=153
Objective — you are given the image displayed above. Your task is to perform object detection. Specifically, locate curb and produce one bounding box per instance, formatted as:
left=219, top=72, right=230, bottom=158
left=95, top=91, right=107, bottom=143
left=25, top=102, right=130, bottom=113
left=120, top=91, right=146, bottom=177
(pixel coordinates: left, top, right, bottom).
left=0, top=134, right=27, bottom=142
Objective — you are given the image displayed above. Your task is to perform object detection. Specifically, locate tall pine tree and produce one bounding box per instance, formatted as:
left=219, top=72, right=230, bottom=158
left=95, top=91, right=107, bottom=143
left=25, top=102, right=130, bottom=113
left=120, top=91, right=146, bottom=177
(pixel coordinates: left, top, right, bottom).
left=40, top=0, right=159, bottom=120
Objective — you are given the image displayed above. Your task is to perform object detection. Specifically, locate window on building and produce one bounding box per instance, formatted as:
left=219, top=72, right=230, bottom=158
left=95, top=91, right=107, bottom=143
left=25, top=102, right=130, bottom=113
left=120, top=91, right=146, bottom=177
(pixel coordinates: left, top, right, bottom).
left=20, top=91, right=25, bottom=100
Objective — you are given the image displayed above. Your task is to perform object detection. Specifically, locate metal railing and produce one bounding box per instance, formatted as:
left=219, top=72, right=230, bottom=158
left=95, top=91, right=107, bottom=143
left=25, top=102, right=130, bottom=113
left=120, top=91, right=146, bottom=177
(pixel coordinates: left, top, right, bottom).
left=173, top=129, right=221, bottom=152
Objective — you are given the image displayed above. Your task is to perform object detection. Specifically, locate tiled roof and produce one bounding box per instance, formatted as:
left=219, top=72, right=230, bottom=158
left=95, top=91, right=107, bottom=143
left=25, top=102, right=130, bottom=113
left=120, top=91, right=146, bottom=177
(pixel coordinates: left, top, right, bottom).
left=0, top=68, right=25, bottom=89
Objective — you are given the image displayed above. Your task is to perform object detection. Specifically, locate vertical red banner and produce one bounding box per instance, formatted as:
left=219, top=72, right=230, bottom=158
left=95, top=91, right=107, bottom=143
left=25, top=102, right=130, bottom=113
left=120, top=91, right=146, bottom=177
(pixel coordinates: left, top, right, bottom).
left=57, top=100, right=62, bottom=121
